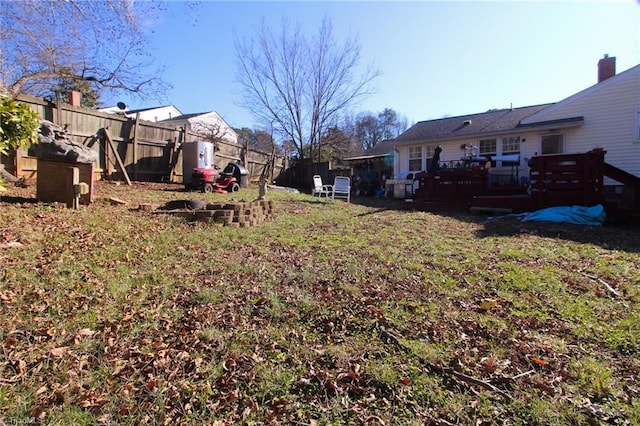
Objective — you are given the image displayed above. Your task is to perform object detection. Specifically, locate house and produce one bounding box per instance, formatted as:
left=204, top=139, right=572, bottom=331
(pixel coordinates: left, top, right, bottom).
left=99, top=105, right=238, bottom=144
left=518, top=56, right=640, bottom=180
left=160, top=111, right=238, bottom=144
left=393, top=104, right=553, bottom=186
left=390, top=56, right=640, bottom=201
left=99, top=104, right=183, bottom=122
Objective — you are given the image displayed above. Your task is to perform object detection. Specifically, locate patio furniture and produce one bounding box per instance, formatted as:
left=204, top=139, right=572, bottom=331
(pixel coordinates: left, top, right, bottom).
left=312, top=175, right=332, bottom=198
left=332, top=176, right=351, bottom=202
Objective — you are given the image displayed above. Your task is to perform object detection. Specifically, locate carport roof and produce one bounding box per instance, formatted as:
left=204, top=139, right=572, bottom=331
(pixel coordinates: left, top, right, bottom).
left=344, top=139, right=395, bottom=161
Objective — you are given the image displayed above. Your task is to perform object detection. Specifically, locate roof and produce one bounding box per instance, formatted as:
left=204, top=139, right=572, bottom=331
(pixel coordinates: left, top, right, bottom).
left=344, top=139, right=395, bottom=161
left=160, top=111, right=213, bottom=123
left=126, top=105, right=180, bottom=114
left=394, top=104, right=553, bottom=145
left=516, top=116, right=585, bottom=129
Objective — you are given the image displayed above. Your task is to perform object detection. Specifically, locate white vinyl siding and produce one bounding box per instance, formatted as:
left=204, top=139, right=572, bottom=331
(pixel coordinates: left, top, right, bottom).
left=520, top=65, right=640, bottom=177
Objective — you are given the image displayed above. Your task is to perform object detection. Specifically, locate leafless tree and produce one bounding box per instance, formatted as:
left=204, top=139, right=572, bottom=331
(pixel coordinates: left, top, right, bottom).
left=353, top=108, right=409, bottom=151
left=0, top=0, right=170, bottom=102
left=234, top=17, right=378, bottom=180
left=191, top=121, right=234, bottom=146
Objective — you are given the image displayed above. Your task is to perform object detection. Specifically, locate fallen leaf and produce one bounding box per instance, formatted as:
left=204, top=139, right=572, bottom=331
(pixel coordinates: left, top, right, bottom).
left=50, top=346, right=68, bottom=358
left=532, top=357, right=546, bottom=366
left=77, top=328, right=95, bottom=337
left=480, top=300, right=496, bottom=312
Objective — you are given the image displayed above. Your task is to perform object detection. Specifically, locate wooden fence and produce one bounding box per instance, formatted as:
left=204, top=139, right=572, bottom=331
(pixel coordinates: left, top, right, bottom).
left=1, top=94, right=286, bottom=186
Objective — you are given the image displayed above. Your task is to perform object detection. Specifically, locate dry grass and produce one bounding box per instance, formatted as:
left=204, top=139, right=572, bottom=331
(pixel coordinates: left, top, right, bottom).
left=1, top=179, right=639, bottom=425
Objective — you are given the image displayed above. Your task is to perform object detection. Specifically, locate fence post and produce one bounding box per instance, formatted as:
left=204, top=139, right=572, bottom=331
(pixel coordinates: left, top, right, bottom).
left=67, top=166, right=79, bottom=209
left=133, top=112, right=140, bottom=181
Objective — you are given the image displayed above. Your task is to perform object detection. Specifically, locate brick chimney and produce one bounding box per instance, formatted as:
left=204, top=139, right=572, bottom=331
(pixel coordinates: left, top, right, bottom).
left=597, top=54, right=616, bottom=83
left=68, top=90, right=81, bottom=106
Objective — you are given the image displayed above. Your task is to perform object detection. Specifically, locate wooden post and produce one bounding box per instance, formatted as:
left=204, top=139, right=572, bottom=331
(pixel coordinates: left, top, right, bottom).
left=67, top=166, right=80, bottom=209
left=133, top=112, right=140, bottom=181
left=56, top=98, right=62, bottom=126
left=14, top=147, right=21, bottom=178
left=167, top=127, right=183, bottom=182
left=104, top=131, right=111, bottom=178
left=102, top=128, right=132, bottom=185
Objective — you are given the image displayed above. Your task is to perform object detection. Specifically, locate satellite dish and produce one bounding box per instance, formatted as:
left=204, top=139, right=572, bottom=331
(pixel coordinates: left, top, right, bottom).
left=116, top=102, right=127, bottom=110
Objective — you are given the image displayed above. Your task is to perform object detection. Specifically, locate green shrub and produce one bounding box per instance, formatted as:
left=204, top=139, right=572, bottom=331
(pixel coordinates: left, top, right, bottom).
left=0, top=95, right=40, bottom=191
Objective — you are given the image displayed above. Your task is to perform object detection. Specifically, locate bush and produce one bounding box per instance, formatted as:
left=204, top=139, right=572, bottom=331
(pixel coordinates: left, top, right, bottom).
left=0, top=95, right=40, bottom=191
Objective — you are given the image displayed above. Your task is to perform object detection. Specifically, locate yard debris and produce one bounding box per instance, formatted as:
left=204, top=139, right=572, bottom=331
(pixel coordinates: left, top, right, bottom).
left=137, top=203, right=154, bottom=211
left=109, top=197, right=127, bottom=206
left=378, top=326, right=513, bottom=402
left=480, top=299, right=497, bottom=312
left=579, top=271, right=620, bottom=298
left=0, top=241, right=24, bottom=249
left=29, top=120, right=98, bottom=164
left=158, top=199, right=207, bottom=210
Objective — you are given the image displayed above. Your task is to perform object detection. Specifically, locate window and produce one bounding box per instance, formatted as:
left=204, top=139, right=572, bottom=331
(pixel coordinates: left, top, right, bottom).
left=425, top=145, right=437, bottom=160
left=541, top=134, right=564, bottom=154
left=501, top=136, right=521, bottom=165
left=479, top=138, right=497, bottom=166
left=408, top=146, right=422, bottom=172
left=424, top=145, right=437, bottom=168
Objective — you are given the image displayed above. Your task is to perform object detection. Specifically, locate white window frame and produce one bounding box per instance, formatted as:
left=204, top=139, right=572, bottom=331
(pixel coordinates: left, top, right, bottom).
left=501, top=136, right=521, bottom=166
left=541, top=133, right=564, bottom=154
left=479, top=138, right=497, bottom=167
left=425, top=145, right=437, bottom=169
left=408, top=146, right=422, bottom=172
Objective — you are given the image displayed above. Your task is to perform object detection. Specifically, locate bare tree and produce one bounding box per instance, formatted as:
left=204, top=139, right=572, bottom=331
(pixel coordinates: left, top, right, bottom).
left=353, top=108, right=409, bottom=151
left=0, top=0, right=170, bottom=102
left=355, top=113, right=382, bottom=151
left=320, top=126, right=359, bottom=165
left=191, top=121, right=234, bottom=146
left=378, top=108, right=408, bottom=141
left=234, top=17, right=378, bottom=181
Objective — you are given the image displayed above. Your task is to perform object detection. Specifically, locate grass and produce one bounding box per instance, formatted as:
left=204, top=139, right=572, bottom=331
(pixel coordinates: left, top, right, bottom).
left=1, top=180, right=639, bottom=425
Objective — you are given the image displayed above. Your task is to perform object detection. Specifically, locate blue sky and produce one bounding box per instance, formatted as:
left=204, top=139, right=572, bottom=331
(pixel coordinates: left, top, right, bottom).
left=115, top=0, right=640, bottom=130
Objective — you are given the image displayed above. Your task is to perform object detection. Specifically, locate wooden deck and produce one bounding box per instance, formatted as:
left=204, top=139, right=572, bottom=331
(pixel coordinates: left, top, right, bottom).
left=408, top=149, right=640, bottom=223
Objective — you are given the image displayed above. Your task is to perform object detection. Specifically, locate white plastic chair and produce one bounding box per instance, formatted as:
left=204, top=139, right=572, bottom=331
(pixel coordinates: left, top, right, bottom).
left=312, top=175, right=332, bottom=198
left=332, top=176, right=351, bottom=202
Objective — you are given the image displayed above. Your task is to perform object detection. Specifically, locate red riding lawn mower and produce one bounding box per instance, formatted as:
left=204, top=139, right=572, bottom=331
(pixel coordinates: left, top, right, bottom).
left=189, top=163, right=244, bottom=193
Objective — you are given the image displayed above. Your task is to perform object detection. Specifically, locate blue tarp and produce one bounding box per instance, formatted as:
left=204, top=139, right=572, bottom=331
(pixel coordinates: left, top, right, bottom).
left=490, top=204, right=606, bottom=226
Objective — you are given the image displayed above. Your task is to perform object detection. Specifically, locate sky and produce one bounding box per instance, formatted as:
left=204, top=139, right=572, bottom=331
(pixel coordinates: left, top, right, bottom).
left=112, top=0, right=640, bottom=130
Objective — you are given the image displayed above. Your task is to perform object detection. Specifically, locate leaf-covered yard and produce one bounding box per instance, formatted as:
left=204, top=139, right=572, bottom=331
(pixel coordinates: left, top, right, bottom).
left=1, top=181, right=639, bottom=425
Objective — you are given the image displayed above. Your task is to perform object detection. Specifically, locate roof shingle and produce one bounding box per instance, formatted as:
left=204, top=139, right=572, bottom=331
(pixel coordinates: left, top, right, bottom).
left=394, top=104, right=553, bottom=144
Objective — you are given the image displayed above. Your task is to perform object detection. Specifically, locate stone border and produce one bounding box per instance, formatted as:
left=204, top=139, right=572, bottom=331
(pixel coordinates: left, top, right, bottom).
left=152, top=200, right=275, bottom=227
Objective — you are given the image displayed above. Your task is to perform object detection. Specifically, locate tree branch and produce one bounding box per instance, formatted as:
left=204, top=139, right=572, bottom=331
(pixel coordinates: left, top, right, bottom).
left=378, top=326, right=513, bottom=402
